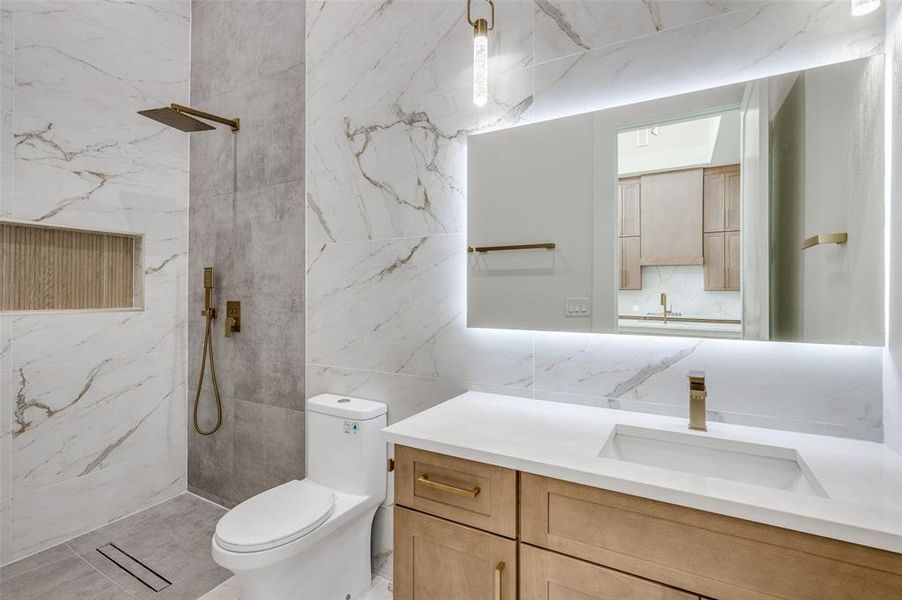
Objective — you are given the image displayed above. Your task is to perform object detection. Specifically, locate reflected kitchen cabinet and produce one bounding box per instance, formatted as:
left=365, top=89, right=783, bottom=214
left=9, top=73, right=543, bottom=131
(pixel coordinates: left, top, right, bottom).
left=639, top=169, right=704, bottom=266
left=703, top=165, right=741, bottom=292
left=619, top=236, right=642, bottom=290
left=618, top=178, right=642, bottom=290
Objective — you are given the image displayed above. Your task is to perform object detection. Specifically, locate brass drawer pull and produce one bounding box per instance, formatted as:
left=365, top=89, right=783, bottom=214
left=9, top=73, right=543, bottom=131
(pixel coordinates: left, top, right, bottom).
left=494, top=561, right=505, bottom=600
left=416, top=474, right=481, bottom=498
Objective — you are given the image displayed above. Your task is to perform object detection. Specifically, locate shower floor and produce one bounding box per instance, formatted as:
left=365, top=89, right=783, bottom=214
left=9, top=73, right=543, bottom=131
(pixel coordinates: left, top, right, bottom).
left=0, top=492, right=394, bottom=600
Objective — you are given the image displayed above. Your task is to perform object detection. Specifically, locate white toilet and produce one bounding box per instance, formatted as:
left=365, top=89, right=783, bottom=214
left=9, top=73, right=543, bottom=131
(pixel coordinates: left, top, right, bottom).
left=211, top=393, right=387, bottom=600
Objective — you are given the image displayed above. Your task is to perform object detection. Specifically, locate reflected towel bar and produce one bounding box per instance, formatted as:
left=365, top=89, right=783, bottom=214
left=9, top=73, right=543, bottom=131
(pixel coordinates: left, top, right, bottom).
left=801, top=233, right=848, bottom=250
left=467, top=242, right=555, bottom=253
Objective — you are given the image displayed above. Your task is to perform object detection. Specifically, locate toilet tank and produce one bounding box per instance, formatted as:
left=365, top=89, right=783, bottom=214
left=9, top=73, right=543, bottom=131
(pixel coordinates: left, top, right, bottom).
left=306, top=394, right=388, bottom=502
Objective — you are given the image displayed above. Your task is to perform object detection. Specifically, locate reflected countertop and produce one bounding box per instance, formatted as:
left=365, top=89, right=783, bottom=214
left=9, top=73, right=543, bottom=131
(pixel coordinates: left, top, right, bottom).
left=618, top=314, right=741, bottom=338
left=382, top=391, right=902, bottom=553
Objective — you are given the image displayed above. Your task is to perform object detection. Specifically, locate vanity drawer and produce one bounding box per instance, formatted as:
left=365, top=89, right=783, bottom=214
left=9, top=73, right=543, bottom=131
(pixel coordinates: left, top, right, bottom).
left=520, top=543, right=697, bottom=600
left=520, top=473, right=902, bottom=600
left=394, top=506, right=516, bottom=600
left=395, top=445, right=517, bottom=537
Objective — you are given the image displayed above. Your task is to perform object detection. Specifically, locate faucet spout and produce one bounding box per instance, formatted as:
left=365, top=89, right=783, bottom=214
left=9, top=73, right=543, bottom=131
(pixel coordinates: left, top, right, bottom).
left=688, top=370, right=707, bottom=431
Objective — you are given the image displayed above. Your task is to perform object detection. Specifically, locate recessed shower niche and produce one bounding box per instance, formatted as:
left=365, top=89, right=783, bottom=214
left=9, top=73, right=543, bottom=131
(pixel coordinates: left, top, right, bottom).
left=0, top=220, right=144, bottom=312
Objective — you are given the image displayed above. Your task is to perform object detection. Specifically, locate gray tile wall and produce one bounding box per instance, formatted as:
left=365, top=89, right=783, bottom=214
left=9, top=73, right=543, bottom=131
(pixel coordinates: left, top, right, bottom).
left=188, top=0, right=306, bottom=507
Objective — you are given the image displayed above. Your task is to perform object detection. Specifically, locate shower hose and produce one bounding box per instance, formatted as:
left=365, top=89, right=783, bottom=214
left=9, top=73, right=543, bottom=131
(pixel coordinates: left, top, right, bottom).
left=193, top=308, right=223, bottom=435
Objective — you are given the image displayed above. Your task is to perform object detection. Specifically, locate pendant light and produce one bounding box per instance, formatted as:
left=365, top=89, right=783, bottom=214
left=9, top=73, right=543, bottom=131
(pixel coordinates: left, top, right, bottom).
left=468, top=0, right=494, bottom=106
left=850, top=0, right=880, bottom=16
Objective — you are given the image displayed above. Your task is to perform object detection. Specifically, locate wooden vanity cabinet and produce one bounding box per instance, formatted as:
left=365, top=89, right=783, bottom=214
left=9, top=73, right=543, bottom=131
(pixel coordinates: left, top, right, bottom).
left=393, top=446, right=902, bottom=600
left=520, top=544, right=697, bottom=600
left=520, top=473, right=902, bottom=600
left=394, top=507, right=516, bottom=600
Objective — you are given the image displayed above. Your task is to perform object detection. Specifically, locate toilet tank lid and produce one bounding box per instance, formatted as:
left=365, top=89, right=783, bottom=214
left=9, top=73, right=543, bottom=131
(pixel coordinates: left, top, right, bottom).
left=307, top=393, right=387, bottom=420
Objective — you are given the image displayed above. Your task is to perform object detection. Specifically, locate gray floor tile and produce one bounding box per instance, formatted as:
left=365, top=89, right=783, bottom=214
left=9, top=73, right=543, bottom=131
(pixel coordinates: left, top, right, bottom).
left=0, top=554, right=131, bottom=600
left=0, top=543, right=76, bottom=581
left=66, top=493, right=229, bottom=599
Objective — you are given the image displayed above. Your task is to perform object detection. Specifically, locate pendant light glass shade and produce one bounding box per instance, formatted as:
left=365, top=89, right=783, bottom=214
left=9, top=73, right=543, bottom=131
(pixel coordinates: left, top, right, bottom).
left=473, top=21, right=488, bottom=106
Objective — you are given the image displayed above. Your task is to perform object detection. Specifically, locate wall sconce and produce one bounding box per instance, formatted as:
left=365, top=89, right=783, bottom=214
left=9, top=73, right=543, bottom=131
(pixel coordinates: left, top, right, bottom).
left=468, top=0, right=494, bottom=106
left=850, top=0, right=880, bottom=16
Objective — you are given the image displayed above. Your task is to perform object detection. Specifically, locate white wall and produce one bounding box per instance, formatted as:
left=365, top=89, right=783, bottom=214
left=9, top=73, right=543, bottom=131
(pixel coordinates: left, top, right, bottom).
left=802, top=57, right=885, bottom=345
left=468, top=113, right=594, bottom=332
left=305, top=0, right=888, bottom=579
left=0, top=0, right=189, bottom=563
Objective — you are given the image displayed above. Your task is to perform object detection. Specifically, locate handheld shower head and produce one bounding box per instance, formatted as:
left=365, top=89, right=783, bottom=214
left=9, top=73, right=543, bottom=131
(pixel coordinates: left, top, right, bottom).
left=203, top=267, right=214, bottom=312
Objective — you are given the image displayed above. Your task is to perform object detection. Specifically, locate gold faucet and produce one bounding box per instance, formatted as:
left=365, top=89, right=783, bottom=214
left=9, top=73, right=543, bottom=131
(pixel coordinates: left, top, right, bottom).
left=660, top=292, right=672, bottom=324
left=688, top=371, right=707, bottom=431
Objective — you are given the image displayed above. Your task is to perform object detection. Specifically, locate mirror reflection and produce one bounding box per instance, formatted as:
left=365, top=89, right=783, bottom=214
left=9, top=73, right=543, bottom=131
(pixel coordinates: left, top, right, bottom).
left=467, top=55, right=884, bottom=346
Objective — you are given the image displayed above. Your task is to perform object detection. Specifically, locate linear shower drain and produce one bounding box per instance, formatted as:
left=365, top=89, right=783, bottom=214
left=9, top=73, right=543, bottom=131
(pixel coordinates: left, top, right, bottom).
left=97, top=543, right=172, bottom=592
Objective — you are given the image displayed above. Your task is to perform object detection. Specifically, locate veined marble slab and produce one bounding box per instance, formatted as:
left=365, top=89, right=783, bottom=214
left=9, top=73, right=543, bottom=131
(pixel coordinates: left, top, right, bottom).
left=383, top=391, right=902, bottom=553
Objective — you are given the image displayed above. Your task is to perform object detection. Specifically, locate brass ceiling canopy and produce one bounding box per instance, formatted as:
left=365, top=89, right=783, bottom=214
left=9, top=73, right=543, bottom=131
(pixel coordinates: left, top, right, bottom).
left=137, top=103, right=239, bottom=133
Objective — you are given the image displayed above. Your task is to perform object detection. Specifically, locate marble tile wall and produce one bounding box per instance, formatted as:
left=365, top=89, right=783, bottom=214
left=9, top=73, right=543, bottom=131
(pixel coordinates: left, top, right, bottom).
left=305, top=0, right=889, bottom=579
left=187, top=0, right=306, bottom=508
left=0, top=0, right=190, bottom=564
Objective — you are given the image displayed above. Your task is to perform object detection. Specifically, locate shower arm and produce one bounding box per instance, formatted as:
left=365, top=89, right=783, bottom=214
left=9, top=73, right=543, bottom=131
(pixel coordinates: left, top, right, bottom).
left=170, top=103, right=240, bottom=132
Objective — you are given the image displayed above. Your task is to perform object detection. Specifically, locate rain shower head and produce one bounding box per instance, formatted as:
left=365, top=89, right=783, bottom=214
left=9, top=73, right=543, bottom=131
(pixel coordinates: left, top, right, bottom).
left=137, top=103, right=239, bottom=133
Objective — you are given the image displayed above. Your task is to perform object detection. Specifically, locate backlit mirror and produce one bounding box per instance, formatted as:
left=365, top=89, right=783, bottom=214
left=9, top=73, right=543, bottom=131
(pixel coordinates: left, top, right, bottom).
left=467, top=55, right=884, bottom=346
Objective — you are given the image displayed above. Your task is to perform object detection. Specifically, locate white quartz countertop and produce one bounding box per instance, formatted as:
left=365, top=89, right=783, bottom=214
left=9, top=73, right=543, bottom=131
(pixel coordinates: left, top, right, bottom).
left=382, top=391, right=902, bottom=553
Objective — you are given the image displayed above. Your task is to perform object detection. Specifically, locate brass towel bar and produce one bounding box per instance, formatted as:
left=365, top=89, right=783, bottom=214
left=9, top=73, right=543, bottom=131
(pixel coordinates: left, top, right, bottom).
left=801, top=232, right=848, bottom=250
left=467, top=242, right=555, bottom=253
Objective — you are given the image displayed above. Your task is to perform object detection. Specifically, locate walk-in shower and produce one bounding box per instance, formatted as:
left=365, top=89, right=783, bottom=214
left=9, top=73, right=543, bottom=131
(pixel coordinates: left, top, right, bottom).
left=137, top=103, right=239, bottom=435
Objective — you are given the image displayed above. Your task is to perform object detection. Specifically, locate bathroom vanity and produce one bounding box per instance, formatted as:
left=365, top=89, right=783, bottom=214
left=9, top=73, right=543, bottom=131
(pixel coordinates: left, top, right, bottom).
left=383, top=392, right=902, bottom=600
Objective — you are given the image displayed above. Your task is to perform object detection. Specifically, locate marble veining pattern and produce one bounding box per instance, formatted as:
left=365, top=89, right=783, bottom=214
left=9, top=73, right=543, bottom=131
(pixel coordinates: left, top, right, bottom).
left=306, top=0, right=888, bottom=580
left=1, top=0, right=189, bottom=564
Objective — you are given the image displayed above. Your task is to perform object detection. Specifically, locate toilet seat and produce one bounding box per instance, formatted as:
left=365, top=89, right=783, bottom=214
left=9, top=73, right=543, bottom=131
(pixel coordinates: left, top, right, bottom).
left=214, top=480, right=336, bottom=553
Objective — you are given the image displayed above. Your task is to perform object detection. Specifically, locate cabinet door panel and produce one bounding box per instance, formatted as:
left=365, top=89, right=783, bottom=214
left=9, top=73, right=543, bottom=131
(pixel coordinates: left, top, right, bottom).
left=520, top=473, right=902, bottom=600
left=520, top=544, right=696, bottom=600
left=703, top=172, right=725, bottom=233
left=620, top=236, right=641, bottom=290
left=395, top=506, right=516, bottom=600
left=726, top=230, right=740, bottom=291
left=395, top=445, right=517, bottom=537
left=725, top=169, right=741, bottom=231
left=619, top=178, right=641, bottom=237
left=703, top=232, right=725, bottom=291
left=640, top=169, right=703, bottom=265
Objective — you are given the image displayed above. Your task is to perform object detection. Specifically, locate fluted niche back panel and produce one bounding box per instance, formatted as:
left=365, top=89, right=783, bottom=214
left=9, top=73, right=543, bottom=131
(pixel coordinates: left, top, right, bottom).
left=0, top=222, right=140, bottom=311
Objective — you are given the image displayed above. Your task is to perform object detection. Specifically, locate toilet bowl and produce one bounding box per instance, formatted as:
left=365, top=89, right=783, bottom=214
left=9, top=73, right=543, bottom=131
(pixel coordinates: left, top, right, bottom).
left=211, top=394, right=387, bottom=600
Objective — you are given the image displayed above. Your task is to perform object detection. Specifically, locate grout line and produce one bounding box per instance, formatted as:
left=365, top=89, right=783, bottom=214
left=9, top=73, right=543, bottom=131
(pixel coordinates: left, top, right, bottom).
left=308, top=361, right=534, bottom=392
left=0, top=545, right=76, bottom=581
left=185, top=490, right=229, bottom=511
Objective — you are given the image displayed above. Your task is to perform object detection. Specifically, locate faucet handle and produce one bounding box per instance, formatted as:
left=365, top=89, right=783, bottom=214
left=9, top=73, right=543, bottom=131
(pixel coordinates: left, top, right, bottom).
left=687, top=370, right=706, bottom=384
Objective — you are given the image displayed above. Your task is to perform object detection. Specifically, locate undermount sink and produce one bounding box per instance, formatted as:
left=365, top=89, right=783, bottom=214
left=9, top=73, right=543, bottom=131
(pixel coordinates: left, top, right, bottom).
left=599, top=425, right=826, bottom=497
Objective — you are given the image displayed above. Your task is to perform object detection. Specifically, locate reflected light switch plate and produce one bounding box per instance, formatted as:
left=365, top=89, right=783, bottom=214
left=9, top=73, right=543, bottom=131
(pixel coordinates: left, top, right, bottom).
left=566, top=298, right=591, bottom=317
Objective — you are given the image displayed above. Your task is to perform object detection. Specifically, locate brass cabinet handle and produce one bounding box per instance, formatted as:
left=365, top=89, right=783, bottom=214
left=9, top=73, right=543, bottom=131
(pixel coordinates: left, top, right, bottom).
left=416, top=474, right=481, bottom=498
left=494, top=561, right=505, bottom=600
